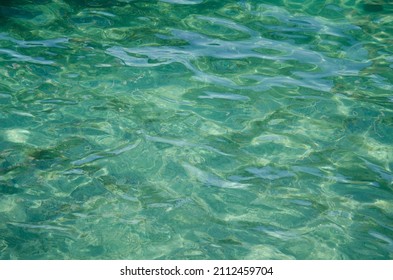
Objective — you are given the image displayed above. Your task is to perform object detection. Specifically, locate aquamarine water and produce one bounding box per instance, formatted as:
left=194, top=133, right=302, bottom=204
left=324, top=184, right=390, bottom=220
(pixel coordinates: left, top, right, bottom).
left=0, top=0, right=392, bottom=259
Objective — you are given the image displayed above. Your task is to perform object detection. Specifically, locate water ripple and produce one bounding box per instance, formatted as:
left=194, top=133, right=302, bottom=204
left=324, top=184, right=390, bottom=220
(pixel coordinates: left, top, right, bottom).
left=106, top=25, right=371, bottom=93
left=0, top=48, right=54, bottom=65
left=182, top=162, right=249, bottom=189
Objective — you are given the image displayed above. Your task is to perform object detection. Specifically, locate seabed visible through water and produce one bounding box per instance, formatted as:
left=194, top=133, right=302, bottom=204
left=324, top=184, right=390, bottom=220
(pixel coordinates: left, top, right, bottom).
left=0, top=0, right=392, bottom=259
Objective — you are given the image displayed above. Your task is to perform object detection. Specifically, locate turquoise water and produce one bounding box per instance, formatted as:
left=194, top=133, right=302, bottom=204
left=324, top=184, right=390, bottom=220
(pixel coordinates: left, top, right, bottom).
left=0, top=0, right=392, bottom=259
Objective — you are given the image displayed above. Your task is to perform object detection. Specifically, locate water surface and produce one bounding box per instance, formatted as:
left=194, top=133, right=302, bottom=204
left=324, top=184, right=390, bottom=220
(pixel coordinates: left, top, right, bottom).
left=0, top=0, right=393, bottom=259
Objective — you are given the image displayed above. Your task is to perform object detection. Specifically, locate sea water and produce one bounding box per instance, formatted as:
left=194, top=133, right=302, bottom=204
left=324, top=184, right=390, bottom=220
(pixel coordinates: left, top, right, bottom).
left=0, top=0, right=392, bottom=259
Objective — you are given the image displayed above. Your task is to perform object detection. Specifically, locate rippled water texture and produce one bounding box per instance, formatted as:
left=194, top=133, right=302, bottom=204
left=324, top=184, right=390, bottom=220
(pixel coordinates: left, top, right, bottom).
left=1, top=0, right=393, bottom=259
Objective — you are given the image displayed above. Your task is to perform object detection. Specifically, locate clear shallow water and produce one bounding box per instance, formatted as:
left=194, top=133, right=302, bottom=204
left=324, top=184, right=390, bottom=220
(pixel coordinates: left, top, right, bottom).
left=0, top=0, right=392, bottom=259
